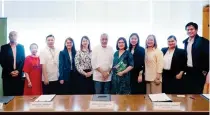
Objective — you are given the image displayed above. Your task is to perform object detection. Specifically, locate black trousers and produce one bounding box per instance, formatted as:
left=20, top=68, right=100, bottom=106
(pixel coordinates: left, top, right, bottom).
left=183, top=67, right=206, bottom=94
left=162, top=70, right=184, bottom=94
left=58, top=70, right=77, bottom=95
left=42, top=81, right=59, bottom=95
left=75, top=69, right=94, bottom=94
left=3, top=77, right=25, bottom=96
left=59, top=81, right=70, bottom=95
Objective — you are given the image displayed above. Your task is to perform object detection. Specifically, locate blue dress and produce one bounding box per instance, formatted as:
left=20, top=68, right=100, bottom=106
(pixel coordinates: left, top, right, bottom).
left=111, top=50, right=134, bottom=94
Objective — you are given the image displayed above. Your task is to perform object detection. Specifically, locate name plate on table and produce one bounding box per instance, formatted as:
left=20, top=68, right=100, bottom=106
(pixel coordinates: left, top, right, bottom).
left=177, top=95, right=185, bottom=98
left=0, top=103, right=3, bottom=110
left=89, top=101, right=115, bottom=110
left=153, top=102, right=181, bottom=111
left=29, top=102, right=54, bottom=110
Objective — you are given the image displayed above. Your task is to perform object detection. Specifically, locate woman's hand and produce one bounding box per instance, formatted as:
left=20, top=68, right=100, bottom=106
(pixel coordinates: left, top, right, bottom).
left=156, top=73, right=161, bottom=80
left=85, top=72, right=92, bottom=78
left=28, top=81, right=32, bottom=88
left=154, top=73, right=161, bottom=85
left=137, top=75, right=142, bottom=83
left=117, top=72, right=124, bottom=77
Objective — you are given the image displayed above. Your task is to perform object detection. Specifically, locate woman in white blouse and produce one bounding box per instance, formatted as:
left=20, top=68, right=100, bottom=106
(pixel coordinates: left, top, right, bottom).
left=145, top=35, right=164, bottom=94
left=161, top=35, right=186, bottom=94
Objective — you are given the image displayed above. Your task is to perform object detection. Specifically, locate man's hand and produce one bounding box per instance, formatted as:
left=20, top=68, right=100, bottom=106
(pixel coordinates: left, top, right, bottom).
left=102, top=71, right=109, bottom=81
left=10, top=71, right=18, bottom=77
left=44, top=78, right=49, bottom=85
left=14, top=70, right=19, bottom=74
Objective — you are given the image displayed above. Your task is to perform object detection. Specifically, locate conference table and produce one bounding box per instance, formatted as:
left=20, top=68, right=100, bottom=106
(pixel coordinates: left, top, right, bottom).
left=0, top=95, right=209, bottom=114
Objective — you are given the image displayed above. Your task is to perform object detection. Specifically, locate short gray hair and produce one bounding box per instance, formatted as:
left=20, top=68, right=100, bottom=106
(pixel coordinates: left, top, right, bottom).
left=9, top=31, right=17, bottom=39
left=100, top=33, right=108, bottom=39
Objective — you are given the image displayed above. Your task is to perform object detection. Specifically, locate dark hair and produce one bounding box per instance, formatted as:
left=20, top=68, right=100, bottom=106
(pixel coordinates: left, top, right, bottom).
left=167, top=35, right=178, bottom=48
left=128, top=33, right=140, bottom=51
left=46, top=34, right=55, bottom=40
left=80, top=36, right=92, bottom=52
left=64, top=37, right=76, bottom=54
left=185, top=22, right=198, bottom=30
left=167, top=35, right=177, bottom=41
left=146, top=34, right=157, bottom=49
left=30, top=43, right=38, bottom=50
left=116, top=37, right=128, bottom=50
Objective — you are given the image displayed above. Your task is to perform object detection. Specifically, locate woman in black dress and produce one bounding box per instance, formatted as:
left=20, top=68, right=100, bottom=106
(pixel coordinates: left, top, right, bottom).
left=128, top=33, right=146, bottom=94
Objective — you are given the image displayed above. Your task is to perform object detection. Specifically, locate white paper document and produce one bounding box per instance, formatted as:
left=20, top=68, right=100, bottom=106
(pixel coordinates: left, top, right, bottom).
left=153, top=102, right=181, bottom=111
left=201, top=94, right=210, bottom=100
left=29, top=102, right=54, bottom=110
left=35, top=95, right=56, bottom=102
left=148, top=93, right=172, bottom=102
left=0, top=103, right=3, bottom=110
left=89, top=101, right=115, bottom=110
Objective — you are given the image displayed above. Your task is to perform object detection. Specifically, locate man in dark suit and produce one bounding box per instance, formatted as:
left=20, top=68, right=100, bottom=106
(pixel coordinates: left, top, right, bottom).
left=0, top=31, right=25, bottom=96
left=183, top=22, right=209, bottom=94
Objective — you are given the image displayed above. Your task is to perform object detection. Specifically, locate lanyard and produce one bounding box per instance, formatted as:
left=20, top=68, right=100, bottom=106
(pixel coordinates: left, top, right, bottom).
left=49, top=48, right=57, bottom=65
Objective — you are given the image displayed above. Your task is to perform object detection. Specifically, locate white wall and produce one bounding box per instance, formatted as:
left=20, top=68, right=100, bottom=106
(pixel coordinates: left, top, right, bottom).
left=2, top=0, right=208, bottom=55
left=0, top=0, right=2, bottom=17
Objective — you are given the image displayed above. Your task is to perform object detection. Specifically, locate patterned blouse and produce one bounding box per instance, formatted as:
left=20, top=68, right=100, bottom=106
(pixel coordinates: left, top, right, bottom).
left=75, top=50, right=92, bottom=75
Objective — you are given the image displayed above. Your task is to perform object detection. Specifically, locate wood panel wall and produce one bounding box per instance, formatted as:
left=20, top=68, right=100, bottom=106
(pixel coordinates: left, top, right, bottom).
left=203, top=5, right=209, bottom=40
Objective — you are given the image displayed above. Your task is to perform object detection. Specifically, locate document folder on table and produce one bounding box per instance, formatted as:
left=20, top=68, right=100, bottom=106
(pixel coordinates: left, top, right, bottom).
left=201, top=94, right=209, bottom=100
left=0, top=96, right=15, bottom=104
left=92, top=94, right=111, bottom=101
left=34, top=94, right=56, bottom=102
left=148, top=93, right=172, bottom=102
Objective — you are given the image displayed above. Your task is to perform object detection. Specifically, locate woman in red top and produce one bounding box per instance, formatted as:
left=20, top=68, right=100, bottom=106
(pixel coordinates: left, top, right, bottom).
left=23, top=43, right=42, bottom=95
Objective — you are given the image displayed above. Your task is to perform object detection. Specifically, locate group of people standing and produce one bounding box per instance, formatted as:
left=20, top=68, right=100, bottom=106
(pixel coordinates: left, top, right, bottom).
left=0, top=22, right=209, bottom=96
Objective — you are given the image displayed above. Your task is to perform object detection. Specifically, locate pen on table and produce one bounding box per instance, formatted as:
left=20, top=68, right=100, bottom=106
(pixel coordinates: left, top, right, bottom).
left=30, top=97, right=37, bottom=100
left=189, top=97, right=195, bottom=100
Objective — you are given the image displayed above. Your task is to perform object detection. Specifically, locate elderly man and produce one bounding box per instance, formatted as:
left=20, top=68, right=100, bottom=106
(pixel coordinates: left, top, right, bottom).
left=0, top=31, right=25, bottom=96
left=91, top=33, right=114, bottom=94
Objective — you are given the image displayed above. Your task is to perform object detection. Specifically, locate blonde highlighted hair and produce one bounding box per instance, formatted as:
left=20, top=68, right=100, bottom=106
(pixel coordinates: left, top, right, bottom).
left=145, top=34, right=157, bottom=49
